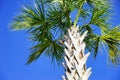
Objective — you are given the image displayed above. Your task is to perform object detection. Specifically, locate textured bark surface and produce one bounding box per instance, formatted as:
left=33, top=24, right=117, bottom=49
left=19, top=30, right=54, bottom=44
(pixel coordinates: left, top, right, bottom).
left=62, top=26, right=92, bottom=80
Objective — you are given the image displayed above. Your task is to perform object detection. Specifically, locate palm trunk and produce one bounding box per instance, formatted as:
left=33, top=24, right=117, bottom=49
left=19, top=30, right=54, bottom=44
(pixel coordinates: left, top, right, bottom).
left=62, top=26, right=92, bottom=80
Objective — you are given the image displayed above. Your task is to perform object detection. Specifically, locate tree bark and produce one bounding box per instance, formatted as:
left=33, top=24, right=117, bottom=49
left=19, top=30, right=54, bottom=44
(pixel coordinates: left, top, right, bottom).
left=62, top=26, right=92, bottom=80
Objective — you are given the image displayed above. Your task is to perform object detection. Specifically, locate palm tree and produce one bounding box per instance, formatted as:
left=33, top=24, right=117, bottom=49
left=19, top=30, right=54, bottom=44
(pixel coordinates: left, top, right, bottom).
left=11, top=0, right=120, bottom=79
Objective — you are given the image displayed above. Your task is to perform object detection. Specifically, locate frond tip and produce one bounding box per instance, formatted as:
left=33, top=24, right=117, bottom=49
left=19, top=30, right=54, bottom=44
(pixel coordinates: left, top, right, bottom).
left=26, top=39, right=64, bottom=64
left=100, top=26, right=120, bottom=64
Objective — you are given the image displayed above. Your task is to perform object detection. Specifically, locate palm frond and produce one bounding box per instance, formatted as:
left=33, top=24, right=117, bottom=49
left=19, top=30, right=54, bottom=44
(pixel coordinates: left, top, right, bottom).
left=11, top=0, right=47, bottom=30
left=11, top=0, right=120, bottom=65
left=100, top=27, right=120, bottom=64
left=90, top=5, right=111, bottom=33
left=27, top=33, right=64, bottom=64
left=27, top=42, right=51, bottom=64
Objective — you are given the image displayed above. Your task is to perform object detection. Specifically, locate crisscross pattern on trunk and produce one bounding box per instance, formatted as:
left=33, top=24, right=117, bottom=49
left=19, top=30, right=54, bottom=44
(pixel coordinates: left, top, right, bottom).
left=62, top=26, right=92, bottom=80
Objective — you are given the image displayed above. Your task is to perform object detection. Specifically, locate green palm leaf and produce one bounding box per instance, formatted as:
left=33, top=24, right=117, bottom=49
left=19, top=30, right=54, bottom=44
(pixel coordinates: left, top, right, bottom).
left=100, top=27, right=120, bottom=64
left=27, top=42, right=51, bottom=64
left=11, top=0, right=120, bottom=64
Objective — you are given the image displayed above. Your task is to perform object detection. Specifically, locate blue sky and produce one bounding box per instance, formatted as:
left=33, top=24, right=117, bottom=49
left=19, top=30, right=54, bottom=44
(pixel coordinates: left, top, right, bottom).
left=0, top=0, right=120, bottom=80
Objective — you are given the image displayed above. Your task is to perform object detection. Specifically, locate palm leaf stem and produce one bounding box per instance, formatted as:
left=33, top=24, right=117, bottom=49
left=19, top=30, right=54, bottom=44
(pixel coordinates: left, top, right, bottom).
left=74, top=0, right=85, bottom=27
